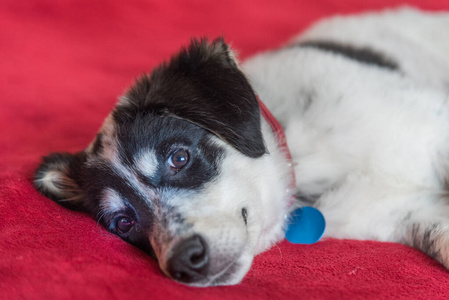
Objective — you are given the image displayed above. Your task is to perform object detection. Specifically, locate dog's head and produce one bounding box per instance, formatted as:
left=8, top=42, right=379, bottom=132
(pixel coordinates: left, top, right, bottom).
left=34, top=38, right=290, bottom=286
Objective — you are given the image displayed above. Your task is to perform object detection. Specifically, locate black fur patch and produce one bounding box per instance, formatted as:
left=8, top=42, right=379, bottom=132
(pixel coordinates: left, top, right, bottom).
left=114, top=115, right=225, bottom=190
left=409, top=223, right=441, bottom=260
left=91, top=133, right=104, bottom=155
left=115, top=37, right=267, bottom=158
left=297, top=40, right=399, bottom=70
left=295, top=190, right=320, bottom=204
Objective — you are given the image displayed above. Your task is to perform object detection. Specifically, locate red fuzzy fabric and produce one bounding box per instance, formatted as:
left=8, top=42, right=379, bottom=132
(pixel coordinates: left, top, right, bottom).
left=2, top=0, right=449, bottom=299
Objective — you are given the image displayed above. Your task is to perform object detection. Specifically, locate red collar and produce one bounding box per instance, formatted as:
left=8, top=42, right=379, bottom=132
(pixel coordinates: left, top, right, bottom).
left=258, top=97, right=297, bottom=202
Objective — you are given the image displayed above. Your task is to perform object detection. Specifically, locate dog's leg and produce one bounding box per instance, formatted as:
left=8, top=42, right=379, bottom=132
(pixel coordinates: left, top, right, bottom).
left=317, top=174, right=449, bottom=268
left=399, top=215, right=449, bottom=268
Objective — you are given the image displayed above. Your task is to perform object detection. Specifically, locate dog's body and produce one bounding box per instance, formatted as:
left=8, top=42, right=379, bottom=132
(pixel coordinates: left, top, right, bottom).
left=34, top=8, right=449, bottom=286
left=245, top=8, right=449, bottom=245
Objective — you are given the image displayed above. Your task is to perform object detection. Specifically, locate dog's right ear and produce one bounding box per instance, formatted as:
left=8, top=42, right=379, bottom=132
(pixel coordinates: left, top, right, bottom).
left=115, top=38, right=267, bottom=158
left=34, top=152, right=88, bottom=212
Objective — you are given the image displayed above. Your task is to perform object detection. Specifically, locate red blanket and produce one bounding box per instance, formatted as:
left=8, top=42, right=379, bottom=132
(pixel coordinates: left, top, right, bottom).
left=2, top=0, right=449, bottom=299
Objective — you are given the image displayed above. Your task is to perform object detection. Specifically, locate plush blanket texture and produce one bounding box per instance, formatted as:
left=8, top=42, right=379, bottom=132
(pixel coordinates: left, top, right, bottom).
left=2, top=0, right=449, bottom=299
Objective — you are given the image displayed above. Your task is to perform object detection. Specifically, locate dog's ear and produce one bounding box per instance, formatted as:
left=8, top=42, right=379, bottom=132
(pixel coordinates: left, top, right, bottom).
left=34, top=152, right=88, bottom=212
left=116, top=37, right=267, bottom=158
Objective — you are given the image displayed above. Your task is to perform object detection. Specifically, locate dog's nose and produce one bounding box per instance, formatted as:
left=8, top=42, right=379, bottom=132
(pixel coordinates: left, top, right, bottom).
left=166, top=235, right=209, bottom=283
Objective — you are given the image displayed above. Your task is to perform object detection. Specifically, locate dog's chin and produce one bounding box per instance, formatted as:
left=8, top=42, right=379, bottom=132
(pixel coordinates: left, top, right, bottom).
left=204, top=252, right=254, bottom=287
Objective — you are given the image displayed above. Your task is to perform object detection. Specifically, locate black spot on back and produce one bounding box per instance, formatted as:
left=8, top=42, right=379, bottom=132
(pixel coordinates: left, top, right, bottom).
left=295, top=190, right=320, bottom=204
left=296, top=40, right=399, bottom=70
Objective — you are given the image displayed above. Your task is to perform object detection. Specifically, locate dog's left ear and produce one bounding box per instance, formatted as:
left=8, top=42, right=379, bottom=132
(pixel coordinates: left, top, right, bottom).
left=117, top=37, right=267, bottom=158
left=34, top=152, right=88, bottom=212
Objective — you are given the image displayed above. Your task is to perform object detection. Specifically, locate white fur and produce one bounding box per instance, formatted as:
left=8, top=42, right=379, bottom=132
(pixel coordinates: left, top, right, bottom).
left=38, top=170, right=67, bottom=196
left=35, top=166, right=82, bottom=203
left=243, top=8, right=449, bottom=254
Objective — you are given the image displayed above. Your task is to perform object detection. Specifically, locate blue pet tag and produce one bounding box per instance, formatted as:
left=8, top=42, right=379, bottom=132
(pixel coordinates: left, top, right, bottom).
left=285, top=207, right=326, bottom=244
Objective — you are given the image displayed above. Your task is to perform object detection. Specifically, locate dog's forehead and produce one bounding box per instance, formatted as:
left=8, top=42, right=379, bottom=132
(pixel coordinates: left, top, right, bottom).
left=114, top=114, right=207, bottom=164
left=84, top=113, right=226, bottom=209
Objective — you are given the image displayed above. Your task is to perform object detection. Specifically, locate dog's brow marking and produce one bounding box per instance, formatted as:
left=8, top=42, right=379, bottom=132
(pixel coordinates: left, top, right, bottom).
left=89, top=147, right=158, bottom=210
left=86, top=114, right=159, bottom=207
left=116, top=163, right=158, bottom=209
left=135, top=150, right=159, bottom=178
left=101, top=188, right=125, bottom=212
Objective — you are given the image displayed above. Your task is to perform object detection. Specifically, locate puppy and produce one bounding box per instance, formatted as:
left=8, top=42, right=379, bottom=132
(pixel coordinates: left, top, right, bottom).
left=34, top=8, right=449, bottom=286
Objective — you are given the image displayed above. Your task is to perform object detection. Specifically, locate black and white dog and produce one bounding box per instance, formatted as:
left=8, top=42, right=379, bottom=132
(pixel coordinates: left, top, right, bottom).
left=34, top=8, right=449, bottom=286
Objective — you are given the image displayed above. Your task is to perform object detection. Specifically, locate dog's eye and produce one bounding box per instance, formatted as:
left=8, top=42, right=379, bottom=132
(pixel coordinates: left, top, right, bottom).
left=168, top=149, right=189, bottom=170
left=116, top=216, right=135, bottom=234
